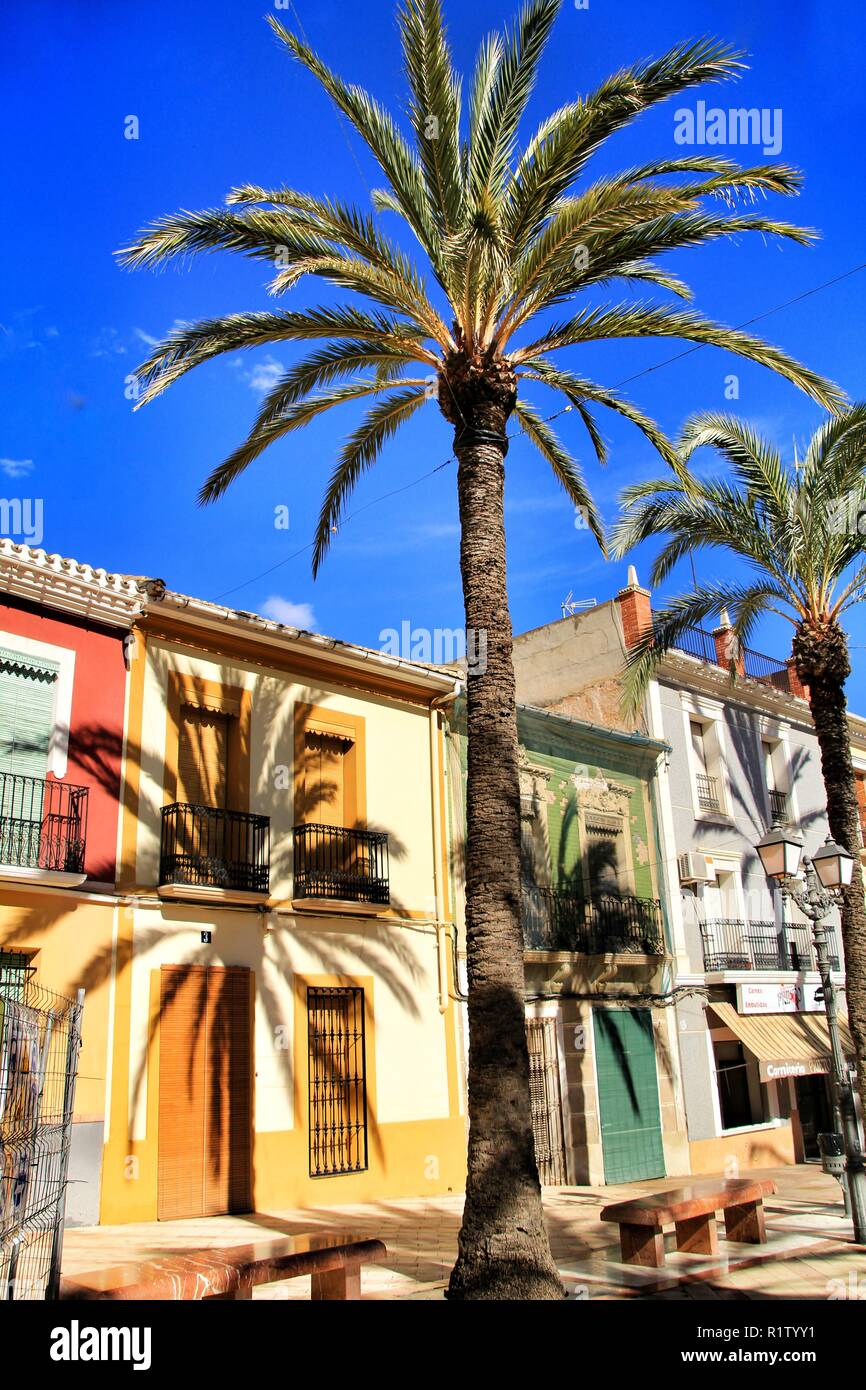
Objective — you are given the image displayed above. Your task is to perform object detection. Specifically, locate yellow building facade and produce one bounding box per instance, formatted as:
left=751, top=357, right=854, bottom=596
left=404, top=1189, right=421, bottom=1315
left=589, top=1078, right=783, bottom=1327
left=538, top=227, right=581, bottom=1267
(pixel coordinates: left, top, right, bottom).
left=100, top=588, right=466, bottom=1223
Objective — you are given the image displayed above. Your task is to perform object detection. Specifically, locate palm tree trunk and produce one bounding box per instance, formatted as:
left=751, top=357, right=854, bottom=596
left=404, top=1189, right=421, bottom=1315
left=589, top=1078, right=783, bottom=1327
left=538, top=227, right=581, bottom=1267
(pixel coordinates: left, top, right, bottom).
left=444, top=382, right=563, bottom=1300
left=799, top=632, right=866, bottom=1133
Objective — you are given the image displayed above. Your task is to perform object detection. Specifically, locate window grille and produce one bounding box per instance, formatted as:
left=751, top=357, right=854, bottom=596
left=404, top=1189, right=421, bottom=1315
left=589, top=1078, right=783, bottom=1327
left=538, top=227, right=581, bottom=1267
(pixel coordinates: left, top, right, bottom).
left=307, top=987, right=367, bottom=1177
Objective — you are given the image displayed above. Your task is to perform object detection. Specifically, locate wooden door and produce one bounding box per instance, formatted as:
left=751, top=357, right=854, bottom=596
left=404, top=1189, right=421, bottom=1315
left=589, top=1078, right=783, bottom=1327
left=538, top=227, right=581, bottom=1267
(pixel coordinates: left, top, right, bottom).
left=157, top=964, right=252, bottom=1220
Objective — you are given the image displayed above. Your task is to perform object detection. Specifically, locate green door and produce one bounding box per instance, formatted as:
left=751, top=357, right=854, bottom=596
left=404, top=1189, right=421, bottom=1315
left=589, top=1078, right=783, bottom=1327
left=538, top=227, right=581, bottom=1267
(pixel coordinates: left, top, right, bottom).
left=594, top=1007, right=665, bottom=1184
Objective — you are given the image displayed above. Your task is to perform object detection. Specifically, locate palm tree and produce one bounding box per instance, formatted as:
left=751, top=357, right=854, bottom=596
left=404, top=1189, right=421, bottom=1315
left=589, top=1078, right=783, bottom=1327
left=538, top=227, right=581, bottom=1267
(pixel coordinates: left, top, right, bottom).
left=117, top=2, right=843, bottom=1299
left=611, top=407, right=866, bottom=1163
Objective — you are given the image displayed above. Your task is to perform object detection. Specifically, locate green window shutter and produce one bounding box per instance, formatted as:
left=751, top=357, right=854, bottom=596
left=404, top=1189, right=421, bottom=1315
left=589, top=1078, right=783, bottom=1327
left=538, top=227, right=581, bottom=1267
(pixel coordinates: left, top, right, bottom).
left=0, top=649, right=59, bottom=780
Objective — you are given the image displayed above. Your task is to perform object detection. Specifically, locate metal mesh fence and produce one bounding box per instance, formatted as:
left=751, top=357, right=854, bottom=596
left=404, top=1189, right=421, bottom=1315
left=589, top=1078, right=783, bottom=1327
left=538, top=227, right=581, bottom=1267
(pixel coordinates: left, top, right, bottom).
left=0, top=976, right=83, bottom=1300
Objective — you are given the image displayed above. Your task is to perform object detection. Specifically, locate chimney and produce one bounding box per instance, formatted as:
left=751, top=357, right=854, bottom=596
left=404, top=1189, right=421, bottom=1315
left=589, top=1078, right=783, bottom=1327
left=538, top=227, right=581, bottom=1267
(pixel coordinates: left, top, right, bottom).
left=616, top=565, right=652, bottom=649
left=785, top=657, right=810, bottom=702
left=712, top=609, right=744, bottom=675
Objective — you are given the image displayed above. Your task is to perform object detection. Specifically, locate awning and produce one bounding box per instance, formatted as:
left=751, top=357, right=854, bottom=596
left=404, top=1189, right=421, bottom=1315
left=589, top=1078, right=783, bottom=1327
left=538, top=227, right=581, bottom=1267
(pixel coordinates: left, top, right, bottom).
left=709, top=1001, right=856, bottom=1082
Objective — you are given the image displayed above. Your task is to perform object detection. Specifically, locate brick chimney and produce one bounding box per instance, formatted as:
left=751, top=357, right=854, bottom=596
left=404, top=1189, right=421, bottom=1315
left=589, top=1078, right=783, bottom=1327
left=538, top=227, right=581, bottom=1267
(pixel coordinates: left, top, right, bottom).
left=712, top=609, right=745, bottom=675
left=785, top=658, right=810, bottom=702
left=616, top=565, right=652, bottom=649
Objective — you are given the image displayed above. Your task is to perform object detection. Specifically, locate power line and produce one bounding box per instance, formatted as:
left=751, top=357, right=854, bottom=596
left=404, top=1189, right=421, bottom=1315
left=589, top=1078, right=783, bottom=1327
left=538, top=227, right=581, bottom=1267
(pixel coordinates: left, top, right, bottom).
left=215, top=258, right=866, bottom=601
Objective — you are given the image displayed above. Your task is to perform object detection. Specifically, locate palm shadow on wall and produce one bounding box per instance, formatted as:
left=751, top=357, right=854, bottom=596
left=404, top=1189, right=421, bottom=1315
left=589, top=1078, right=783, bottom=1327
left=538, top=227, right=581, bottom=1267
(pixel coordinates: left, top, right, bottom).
left=14, top=672, right=436, bottom=1214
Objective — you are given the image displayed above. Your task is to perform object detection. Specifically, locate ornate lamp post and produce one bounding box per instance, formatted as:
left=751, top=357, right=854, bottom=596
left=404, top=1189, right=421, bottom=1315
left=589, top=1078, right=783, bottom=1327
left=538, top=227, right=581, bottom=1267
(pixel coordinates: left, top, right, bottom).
left=756, top=819, right=866, bottom=1244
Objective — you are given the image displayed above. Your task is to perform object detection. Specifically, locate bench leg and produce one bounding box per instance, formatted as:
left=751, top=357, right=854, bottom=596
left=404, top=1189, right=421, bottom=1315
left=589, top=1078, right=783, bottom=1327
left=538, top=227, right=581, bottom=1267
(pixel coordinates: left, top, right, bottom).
left=311, top=1261, right=361, bottom=1301
left=724, top=1200, right=767, bottom=1244
left=674, top=1214, right=718, bottom=1256
left=618, top=1222, right=665, bottom=1268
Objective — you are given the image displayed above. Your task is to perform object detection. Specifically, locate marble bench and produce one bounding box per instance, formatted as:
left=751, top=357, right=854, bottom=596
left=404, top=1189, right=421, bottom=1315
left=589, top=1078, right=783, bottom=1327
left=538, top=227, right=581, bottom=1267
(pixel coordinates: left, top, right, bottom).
left=59, top=1231, right=386, bottom=1301
left=600, top=1177, right=777, bottom=1269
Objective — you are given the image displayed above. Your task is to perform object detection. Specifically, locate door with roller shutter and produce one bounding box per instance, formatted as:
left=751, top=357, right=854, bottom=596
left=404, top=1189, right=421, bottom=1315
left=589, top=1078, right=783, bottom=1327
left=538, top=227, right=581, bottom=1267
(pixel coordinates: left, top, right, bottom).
left=157, top=964, right=253, bottom=1220
left=0, top=648, right=59, bottom=867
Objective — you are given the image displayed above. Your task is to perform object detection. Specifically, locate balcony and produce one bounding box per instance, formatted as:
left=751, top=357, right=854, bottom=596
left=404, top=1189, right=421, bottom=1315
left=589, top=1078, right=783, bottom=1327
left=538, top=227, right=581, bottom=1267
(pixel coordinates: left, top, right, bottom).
left=159, top=803, right=269, bottom=898
left=696, top=772, right=721, bottom=812
left=769, top=789, right=790, bottom=824
left=293, top=823, right=390, bottom=908
left=0, top=773, right=88, bottom=885
left=701, top=918, right=842, bottom=973
left=522, top=883, right=665, bottom=956
left=673, top=626, right=790, bottom=690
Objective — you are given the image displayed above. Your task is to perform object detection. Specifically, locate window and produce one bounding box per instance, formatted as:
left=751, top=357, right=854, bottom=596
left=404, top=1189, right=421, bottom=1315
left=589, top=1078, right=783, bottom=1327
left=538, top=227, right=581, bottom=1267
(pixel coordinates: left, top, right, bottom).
left=762, top=738, right=790, bottom=824
left=585, top=813, right=625, bottom=896
left=690, top=720, right=721, bottom=812
left=714, top=1039, right=767, bottom=1130
left=177, top=706, right=231, bottom=809
left=0, top=648, right=59, bottom=781
left=307, top=986, right=367, bottom=1177
left=303, top=730, right=351, bottom=828
left=0, top=950, right=33, bottom=999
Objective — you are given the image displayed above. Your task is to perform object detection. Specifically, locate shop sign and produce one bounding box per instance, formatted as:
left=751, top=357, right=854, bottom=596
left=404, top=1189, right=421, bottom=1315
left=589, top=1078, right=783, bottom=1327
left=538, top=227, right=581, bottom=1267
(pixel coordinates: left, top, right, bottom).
left=736, top=980, right=824, bottom=1015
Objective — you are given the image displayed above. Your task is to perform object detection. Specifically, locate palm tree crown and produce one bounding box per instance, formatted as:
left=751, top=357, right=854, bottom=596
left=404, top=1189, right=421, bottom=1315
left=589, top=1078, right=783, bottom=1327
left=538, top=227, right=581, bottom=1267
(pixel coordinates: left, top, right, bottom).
left=610, top=406, right=866, bottom=705
left=118, top=1, right=843, bottom=564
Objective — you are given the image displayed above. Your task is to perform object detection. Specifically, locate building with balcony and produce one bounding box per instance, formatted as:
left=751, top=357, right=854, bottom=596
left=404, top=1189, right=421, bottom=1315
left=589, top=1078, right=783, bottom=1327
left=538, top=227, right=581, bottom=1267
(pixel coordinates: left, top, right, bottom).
left=446, top=697, right=689, bottom=1186
left=98, top=577, right=465, bottom=1224
left=0, top=541, right=142, bottom=1224
left=512, top=571, right=865, bottom=1176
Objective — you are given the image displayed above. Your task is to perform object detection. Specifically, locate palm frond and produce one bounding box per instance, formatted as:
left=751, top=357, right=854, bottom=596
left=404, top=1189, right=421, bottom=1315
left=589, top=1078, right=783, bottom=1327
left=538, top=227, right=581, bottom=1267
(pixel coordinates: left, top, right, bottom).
left=312, top=386, right=430, bottom=573
left=513, top=399, right=605, bottom=548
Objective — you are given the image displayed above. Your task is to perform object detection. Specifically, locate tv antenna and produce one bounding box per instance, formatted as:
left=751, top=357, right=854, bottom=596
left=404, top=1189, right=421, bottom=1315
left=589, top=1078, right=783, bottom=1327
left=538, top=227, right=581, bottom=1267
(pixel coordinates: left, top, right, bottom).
left=561, top=590, right=597, bottom=618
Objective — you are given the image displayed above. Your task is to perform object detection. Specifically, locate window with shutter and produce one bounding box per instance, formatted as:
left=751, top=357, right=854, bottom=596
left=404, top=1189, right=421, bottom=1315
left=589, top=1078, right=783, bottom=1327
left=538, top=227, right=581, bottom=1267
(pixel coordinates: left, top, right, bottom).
left=303, top=730, right=351, bottom=827
left=0, top=648, right=59, bottom=781
left=176, top=707, right=230, bottom=808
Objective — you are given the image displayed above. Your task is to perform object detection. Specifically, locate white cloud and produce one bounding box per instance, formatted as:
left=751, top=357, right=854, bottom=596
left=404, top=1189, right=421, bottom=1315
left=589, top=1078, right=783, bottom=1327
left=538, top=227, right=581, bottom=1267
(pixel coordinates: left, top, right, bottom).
left=260, top=595, right=316, bottom=629
left=0, top=458, right=34, bottom=479
left=134, top=319, right=191, bottom=349
left=246, top=355, right=285, bottom=394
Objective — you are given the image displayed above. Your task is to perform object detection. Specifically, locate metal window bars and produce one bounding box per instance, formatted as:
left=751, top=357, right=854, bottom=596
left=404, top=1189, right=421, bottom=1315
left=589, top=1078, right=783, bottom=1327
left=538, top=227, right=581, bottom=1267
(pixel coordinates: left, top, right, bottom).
left=0, top=774, right=88, bottom=875
left=307, top=987, right=368, bottom=1178
left=695, top=772, right=721, bottom=812
left=0, top=977, right=83, bottom=1300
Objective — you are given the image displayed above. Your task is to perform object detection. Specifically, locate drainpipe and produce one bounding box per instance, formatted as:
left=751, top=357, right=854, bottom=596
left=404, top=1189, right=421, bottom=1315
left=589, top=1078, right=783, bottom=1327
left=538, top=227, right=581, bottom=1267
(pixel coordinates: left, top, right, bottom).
left=429, top=681, right=462, bottom=1013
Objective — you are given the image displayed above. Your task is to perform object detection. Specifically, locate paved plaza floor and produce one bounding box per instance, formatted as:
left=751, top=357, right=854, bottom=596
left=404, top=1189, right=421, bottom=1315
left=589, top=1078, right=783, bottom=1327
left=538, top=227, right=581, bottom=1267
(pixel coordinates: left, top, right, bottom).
left=61, top=1164, right=866, bottom=1300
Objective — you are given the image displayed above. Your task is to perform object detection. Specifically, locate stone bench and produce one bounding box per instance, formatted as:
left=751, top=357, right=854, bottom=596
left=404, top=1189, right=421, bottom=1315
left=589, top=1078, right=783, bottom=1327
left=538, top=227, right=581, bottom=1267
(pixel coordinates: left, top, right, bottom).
left=59, top=1232, right=386, bottom=1301
left=600, top=1178, right=777, bottom=1268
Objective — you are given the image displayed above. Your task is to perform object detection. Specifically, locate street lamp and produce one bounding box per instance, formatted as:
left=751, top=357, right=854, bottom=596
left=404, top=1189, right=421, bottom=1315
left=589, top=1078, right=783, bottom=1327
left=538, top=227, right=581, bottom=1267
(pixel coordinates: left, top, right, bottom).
left=756, top=819, right=866, bottom=1244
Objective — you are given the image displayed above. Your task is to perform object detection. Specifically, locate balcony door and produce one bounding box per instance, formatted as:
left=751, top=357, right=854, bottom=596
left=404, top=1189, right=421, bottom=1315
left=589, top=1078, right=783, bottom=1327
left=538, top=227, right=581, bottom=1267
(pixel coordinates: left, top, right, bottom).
left=303, top=730, right=349, bottom=828
left=177, top=706, right=230, bottom=809
left=0, top=649, right=59, bottom=868
left=157, top=964, right=252, bottom=1220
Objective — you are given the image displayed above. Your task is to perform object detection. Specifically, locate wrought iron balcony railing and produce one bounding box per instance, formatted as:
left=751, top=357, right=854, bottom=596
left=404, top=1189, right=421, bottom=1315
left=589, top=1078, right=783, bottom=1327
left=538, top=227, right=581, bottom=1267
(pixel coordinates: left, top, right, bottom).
left=695, top=772, right=721, bottom=812
left=673, top=626, right=789, bottom=689
left=769, top=789, right=790, bottom=824
left=159, top=803, right=269, bottom=894
left=0, top=772, right=88, bottom=874
left=522, top=882, right=665, bottom=956
left=293, top=823, right=390, bottom=905
left=701, top=918, right=842, bottom=973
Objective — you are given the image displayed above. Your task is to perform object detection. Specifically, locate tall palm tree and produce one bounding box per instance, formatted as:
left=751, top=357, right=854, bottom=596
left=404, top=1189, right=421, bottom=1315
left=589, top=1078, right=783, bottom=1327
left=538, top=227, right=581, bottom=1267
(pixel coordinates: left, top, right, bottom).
left=611, top=407, right=866, bottom=1162
left=117, top=2, right=843, bottom=1298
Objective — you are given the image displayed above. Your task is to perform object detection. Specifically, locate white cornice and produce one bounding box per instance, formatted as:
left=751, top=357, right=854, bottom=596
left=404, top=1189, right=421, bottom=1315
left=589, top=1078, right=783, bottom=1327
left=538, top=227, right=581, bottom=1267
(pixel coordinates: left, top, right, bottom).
left=0, top=541, right=143, bottom=628
left=659, top=649, right=866, bottom=749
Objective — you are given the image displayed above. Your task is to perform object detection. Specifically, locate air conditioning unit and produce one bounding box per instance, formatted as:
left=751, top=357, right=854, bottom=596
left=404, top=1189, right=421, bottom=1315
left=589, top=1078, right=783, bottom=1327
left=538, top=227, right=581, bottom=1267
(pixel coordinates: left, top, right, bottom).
left=678, top=852, right=715, bottom=884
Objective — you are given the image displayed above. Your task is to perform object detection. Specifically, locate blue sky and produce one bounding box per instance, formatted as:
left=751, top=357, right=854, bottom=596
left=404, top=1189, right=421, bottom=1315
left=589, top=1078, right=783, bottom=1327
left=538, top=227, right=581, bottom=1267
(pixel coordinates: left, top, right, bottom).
left=3, top=1, right=866, bottom=703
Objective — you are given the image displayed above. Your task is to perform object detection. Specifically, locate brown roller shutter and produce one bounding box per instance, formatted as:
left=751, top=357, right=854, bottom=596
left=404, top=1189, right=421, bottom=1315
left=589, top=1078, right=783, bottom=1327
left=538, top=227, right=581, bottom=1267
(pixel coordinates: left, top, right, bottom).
left=303, top=730, right=348, bottom=827
left=157, top=964, right=252, bottom=1220
left=177, top=707, right=230, bottom=808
